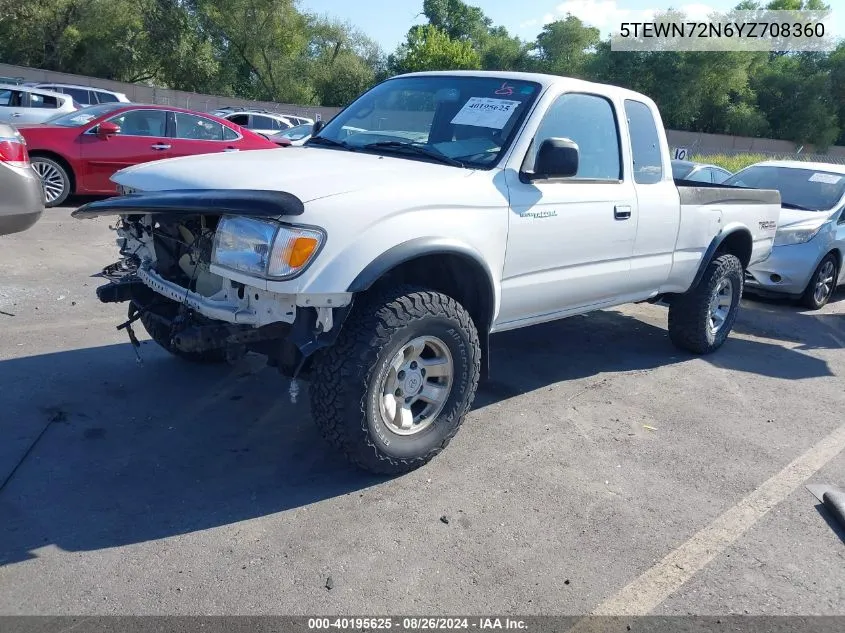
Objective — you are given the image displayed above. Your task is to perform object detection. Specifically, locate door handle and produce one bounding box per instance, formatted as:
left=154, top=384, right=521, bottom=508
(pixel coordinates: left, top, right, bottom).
left=614, top=205, right=632, bottom=220
left=11, top=113, right=21, bottom=118
left=222, top=147, right=239, bottom=152
left=151, top=143, right=171, bottom=150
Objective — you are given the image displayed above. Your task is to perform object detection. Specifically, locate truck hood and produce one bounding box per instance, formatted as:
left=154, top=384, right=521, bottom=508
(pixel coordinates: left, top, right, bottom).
left=112, top=146, right=474, bottom=204
left=776, top=207, right=837, bottom=231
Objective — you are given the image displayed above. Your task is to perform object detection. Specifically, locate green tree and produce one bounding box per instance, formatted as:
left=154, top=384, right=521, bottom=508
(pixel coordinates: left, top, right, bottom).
left=753, top=53, right=839, bottom=148
left=306, top=17, right=386, bottom=106
left=420, top=0, right=490, bottom=41
left=391, top=24, right=481, bottom=73
left=535, top=15, right=600, bottom=77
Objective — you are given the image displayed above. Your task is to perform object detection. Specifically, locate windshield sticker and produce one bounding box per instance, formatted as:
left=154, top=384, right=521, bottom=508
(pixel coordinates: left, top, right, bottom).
left=494, top=82, right=515, bottom=96
left=809, top=172, right=842, bottom=184
left=451, top=97, right=521, bottom=129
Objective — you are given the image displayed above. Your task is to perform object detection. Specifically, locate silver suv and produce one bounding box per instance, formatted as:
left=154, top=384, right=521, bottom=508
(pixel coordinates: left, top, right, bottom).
left=0, top=84, right=77, bottom=124
left=213, top=108, right=295, bottom=137
left=31, top=83, right=129, bottom=106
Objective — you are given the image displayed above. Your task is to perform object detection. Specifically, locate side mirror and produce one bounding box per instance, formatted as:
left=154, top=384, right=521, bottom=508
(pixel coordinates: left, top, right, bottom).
left=312, top=120, right=325, bottom=135
left=97, top=121, right=120, bottom=139
left=532, top=137, right=579, bottom=179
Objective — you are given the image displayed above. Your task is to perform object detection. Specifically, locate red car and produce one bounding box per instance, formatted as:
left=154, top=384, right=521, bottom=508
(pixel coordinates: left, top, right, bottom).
left=18, top=103, right=279, bottom=207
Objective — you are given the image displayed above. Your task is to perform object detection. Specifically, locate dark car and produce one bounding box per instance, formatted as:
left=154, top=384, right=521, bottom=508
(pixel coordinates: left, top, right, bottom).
left=672, top=159, right=733, bottom=184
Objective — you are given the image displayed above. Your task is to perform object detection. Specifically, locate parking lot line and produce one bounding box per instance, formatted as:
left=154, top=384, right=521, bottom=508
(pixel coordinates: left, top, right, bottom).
left=589, top=421, right=845, bottom=616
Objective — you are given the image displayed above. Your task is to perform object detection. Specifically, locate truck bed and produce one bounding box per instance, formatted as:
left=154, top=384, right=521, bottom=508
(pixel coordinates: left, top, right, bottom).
left=663, top=181, right=781, bottom=294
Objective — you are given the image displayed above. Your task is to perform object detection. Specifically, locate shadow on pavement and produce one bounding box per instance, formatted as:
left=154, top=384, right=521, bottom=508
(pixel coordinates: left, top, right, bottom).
left=0, top=307, right=833, bottom=565
left=0, top=342, right=383, bottom=566
left=734, top=290, right=845, bottom=350
left=477, top=308, right=833, bottom=406
left=815, top=504, right=845, bottom=544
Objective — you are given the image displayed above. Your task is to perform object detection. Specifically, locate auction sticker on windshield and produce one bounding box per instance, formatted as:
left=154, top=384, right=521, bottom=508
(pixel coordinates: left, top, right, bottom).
left=808, top=172, right=842, bottom=184
left=451, top=97, right=521, bottom=129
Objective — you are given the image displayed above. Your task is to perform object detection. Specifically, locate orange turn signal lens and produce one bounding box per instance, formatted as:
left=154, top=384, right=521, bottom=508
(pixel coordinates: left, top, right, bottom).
left=286, top=236, right=319, bottom=268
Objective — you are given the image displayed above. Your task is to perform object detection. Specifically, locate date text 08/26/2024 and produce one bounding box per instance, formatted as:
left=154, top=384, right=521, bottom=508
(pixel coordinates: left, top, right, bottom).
left=307, top=617, right=528, bottom=630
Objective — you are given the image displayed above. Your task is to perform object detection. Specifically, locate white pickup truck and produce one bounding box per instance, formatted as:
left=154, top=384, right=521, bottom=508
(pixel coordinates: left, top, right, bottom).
left=74, top=71, right=781, bottom=474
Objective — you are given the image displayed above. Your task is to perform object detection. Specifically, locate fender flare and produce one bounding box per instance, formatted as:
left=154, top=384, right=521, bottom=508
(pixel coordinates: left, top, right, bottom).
left=346, top=237, right=497, bottom=380
left=689, top=227, right=753, bottom=290
left=347, top=237, right=497, bottom=301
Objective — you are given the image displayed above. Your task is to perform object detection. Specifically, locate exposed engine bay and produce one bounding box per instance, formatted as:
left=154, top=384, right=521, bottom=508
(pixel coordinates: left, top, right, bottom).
left=120, top=214, right=221, bottom=295
left=96, top=213, right=351, bottom=378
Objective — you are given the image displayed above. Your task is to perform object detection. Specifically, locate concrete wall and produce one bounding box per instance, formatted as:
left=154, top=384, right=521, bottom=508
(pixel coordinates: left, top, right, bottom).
left=0, top=62, right=343, bottom=121
left=665, top=129, right=845, bottom=158
left=5, top=62, right=845, bottom=158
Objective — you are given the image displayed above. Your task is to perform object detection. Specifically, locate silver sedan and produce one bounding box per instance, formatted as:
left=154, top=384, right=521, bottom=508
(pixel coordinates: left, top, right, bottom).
left=724, top=161, right=845, bottom=309
left=0, top=123, right=43, bottom=236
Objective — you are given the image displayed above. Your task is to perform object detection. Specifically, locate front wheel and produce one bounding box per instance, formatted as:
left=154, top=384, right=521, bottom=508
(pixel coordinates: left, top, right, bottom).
left=132, top=301, right=227, bottom=364
left=310, top=286, right=481, bottom=475
left=668, top=253, right=743, bottom=354
left=801, top=254, right=838, bottom=310
left=31, top=156, right=71, bottom=207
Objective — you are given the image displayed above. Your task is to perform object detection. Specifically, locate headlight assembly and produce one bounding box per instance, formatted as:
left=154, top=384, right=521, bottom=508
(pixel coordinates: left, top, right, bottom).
left=211, top=215, right=324, bottom=279
left=773, top=225, right=822, bottom=246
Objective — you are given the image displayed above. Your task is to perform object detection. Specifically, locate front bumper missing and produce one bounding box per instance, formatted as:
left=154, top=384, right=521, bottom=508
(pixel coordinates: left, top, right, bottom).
left=96, top=260, right=355, bottom=377
left=137, top=266, right=296, bottom=326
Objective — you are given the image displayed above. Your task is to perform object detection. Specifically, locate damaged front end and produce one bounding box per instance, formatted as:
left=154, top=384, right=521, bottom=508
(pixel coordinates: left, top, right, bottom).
left=73, top=190, right=352, bottom=379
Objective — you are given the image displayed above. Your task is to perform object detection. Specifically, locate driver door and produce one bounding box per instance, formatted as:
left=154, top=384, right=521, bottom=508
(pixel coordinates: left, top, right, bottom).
left=78, top=109, right=170, bottom=193
left=498, top=92, right=638, bottom=326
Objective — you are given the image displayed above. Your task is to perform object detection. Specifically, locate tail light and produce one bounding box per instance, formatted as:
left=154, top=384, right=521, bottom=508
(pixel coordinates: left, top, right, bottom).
left=0, top=129, right=30, bottom=168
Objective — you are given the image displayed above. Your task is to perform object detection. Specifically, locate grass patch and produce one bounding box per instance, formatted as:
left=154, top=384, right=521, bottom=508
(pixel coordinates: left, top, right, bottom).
left=691, top=152, right=845, bottom=173
left=690, top=153, right=769, bottom=172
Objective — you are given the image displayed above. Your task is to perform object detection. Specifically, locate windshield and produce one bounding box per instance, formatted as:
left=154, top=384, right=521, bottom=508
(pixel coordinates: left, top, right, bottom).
left=311, top=75, right=542, bottom=168
left=46, top=103, right=126, bottom=127
left=279, top=124, right=313, bottom=140
left=723, top=165, right=845, bottom=211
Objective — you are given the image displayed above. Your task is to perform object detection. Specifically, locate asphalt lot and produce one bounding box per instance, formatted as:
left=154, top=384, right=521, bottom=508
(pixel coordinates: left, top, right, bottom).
left=1, top=203, right=844, bottom=616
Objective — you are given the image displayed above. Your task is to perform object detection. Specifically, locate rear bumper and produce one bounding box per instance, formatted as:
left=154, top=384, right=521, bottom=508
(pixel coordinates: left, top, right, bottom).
left=0, top=164, right=44, bottom=236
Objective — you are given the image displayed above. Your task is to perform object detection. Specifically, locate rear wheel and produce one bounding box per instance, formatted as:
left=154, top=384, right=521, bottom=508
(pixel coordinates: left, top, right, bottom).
left=31, top=156, right=71, bottom=207
left=801, top=254, right=838, bottom=310
left=310, top=285, right=481, bottom=475
left=668, top=253, right=743, bottom=354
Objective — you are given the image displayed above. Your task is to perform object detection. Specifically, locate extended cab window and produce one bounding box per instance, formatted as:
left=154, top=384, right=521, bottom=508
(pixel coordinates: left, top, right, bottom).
left=527, top=93, right=622, bottom=180
left=625, top=100, right=663, bottom=184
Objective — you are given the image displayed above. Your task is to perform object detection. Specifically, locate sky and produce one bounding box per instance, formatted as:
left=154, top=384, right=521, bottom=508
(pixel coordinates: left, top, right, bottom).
left=299, top=0, right=842, bottom=51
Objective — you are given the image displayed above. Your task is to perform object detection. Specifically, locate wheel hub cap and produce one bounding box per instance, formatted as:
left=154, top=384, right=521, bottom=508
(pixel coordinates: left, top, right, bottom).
left=814, top=261, right=835, bottom=304
left=708, top=278, right=733, bottom=334
left=378, top=336, right=454, bottom=436
left=32, top=162, right=64, bottom=204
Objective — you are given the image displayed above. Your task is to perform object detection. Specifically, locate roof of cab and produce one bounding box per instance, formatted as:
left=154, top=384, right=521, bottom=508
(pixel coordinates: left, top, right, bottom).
left=394, top=70, right=657, bottom=104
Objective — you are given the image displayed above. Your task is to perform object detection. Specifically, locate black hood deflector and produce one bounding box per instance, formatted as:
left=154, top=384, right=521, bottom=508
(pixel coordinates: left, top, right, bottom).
left=71, top=189, right=305, bottom=219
